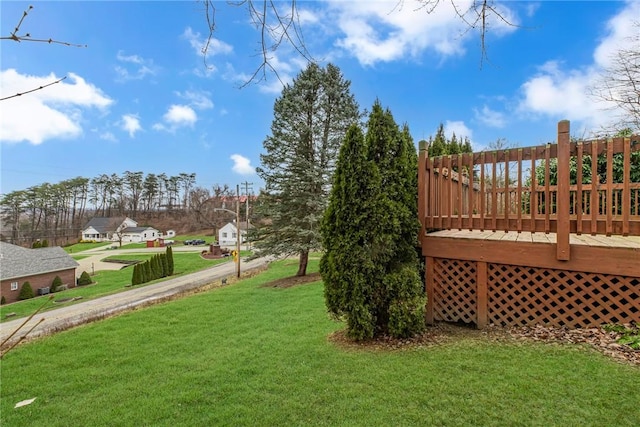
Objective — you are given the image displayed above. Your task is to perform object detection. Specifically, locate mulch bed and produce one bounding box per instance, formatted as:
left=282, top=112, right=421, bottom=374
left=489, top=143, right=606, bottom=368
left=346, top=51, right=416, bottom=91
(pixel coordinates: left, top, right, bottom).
left=261, top=272, right=322, bottom=288
left=329, top=322, right=640, bottom=367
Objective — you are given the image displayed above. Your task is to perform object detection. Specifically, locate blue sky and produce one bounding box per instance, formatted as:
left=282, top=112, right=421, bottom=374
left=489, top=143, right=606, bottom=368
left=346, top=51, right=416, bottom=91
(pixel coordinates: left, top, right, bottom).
left=1, top=0, right=637, bottom=195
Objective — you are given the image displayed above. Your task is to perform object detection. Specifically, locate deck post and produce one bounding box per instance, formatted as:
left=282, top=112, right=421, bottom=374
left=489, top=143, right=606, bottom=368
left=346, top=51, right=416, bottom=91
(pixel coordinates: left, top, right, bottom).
left=556, top=120, right=571, bottom=261
left=476, top=261, right=488, bottom=329
left=425, top=256, right=434, bottom=325
left=418, top=140, right=428, bottom=242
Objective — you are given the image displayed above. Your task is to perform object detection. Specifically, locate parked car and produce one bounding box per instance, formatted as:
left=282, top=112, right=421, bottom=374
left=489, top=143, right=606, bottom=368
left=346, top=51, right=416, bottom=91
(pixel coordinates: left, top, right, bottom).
left=183, top=240, right=193, bottom=245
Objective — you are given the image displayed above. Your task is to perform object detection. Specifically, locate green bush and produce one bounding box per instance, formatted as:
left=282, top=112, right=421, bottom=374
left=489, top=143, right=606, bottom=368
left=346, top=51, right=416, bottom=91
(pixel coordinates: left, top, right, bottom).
left=1, top=295, right=6, bottom=305
left=31, top=241, right=41, bottom=249
left=41, top=239, right=49, bottom=247
left=77, top=271, right=92, bottom=286
left=19, top=281, right=34, bottom=300
left=51, top=275, right=63, bottom=293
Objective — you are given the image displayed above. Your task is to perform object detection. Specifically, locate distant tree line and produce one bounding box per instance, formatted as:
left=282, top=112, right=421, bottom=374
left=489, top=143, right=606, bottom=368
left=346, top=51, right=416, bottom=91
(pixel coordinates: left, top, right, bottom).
left=0, top=172, right=258, bottom=247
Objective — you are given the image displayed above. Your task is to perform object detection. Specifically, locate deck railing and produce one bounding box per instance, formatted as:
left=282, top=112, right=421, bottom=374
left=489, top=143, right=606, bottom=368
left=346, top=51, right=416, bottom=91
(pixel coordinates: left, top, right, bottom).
left=418, top=120, right=640, bottom=260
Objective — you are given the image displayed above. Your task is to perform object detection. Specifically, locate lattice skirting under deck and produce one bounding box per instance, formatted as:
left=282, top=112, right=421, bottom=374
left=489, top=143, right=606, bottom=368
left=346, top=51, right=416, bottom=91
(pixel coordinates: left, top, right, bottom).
left=430, top=258, right=640, bottom=328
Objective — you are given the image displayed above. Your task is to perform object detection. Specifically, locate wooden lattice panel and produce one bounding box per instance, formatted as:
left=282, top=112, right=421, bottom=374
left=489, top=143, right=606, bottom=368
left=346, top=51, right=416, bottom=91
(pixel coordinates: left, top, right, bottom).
left=432, top=259, right=477, bottom=324
left=488, top=264, right=640, bottom=328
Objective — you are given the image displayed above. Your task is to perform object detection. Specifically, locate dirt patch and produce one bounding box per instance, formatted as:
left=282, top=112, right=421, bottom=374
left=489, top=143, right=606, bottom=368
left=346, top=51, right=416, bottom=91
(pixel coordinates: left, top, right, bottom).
left=261, top=272, right=322, bottom=288
left=329, top=322, right=640, bottom=367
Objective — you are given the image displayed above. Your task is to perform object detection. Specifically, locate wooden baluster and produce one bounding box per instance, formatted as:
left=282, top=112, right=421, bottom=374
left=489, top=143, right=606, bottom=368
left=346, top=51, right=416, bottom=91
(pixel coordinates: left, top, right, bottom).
left=622, top=137, right=630, bottom=236
left=492, top=151, right=498, bottom=232
left=576, top=142, right=583, bottom=234
left=606, top=139, right=613, bottom=236
left=531, top=148, right=537, bottom=232
left=591, top=140, right=598, bottom=234
left=457, top=154, right=463, bottom=230
left=545, top=144, right=551, bottom=234
left=480, top=152, right=486, bottom=231
left=517, top=148, right=522, bottom=232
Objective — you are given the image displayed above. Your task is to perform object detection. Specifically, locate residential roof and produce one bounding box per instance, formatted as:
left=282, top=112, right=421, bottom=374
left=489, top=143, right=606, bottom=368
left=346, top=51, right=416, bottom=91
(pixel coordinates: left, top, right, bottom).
left=121, top=226, right=157, bottom=233
left=223, top=221, right=254, bottom=230
left=82, top=217, right=130, bottom=233
left=0, top=242, right=79, bottom=281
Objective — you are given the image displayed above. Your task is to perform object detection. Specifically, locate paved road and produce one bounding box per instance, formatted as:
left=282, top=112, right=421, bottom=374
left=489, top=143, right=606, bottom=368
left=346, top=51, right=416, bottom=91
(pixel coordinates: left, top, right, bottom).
left=0, top=256, right=270, bottom=347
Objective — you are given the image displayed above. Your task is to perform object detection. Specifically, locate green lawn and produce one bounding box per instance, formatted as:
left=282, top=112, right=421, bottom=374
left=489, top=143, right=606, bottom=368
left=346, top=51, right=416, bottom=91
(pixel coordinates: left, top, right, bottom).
left=1, top=259, right=638, bottom=426
left=63, top=242, right=112, bottom=253
left=0, top=253, right=233, bottom=322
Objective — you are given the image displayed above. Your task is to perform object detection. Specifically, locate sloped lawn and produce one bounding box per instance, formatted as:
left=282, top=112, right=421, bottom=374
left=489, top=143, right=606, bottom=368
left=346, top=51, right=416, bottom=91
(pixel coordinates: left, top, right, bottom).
left=1, top=259, right=638, bottom=426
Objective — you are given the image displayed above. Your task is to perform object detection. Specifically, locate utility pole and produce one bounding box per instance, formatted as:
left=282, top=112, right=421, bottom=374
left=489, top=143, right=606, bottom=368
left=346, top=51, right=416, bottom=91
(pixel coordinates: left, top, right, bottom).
left=236, top=184, right=241, bottom=278
left=241, top=181, right=253, bottom=249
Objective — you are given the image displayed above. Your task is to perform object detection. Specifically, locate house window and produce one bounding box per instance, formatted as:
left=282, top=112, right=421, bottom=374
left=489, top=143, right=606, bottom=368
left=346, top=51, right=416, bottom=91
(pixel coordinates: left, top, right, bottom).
left=222, top=232, right=227, bottom=238
left=232, top=232, right=237, bottom=238
left=11, top=281, right=18, bottom=291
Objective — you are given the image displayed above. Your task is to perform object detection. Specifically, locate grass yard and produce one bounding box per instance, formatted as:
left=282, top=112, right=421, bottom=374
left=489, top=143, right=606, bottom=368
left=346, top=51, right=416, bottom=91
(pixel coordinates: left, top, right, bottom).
left=62, top=242, right=112, bottom=253
left=1, top=259, right=638, bottom=426
left=0, top=253, right=232, bottom=322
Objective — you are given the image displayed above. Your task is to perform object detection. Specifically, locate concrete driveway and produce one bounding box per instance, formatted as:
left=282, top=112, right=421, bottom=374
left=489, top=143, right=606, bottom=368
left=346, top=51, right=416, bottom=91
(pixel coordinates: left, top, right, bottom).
left=0, top=255, right=270, bottom=348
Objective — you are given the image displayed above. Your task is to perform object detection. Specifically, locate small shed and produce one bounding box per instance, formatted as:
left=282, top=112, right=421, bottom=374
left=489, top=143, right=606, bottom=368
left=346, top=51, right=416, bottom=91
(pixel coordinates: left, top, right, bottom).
left=146, top=238, right=165, bottom=248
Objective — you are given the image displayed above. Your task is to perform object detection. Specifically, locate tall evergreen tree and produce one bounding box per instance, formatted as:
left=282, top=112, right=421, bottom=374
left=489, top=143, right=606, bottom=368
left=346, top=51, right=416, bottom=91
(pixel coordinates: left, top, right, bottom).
left=321, top=124, right=386, bottom=340
left=255, top=63, right=359, bottom=276
left=322, top=102, right=425, bottom=340
left=166, top=246, right=174, bottom=276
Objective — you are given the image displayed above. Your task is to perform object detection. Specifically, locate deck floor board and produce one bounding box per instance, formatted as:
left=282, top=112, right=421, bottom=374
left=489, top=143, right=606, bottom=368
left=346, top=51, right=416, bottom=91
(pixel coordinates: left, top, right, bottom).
left=425, top=230, right=640, bottom=249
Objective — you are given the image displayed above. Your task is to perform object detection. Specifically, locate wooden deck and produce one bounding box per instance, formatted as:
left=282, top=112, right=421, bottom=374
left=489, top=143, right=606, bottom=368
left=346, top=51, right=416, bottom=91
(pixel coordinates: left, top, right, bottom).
left=426, top=229, right=640, bottom=249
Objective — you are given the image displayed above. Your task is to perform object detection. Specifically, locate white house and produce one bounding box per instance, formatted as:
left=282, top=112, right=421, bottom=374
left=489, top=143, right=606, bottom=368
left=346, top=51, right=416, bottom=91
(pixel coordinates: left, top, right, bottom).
left=218, top=221, right=253, bottom=246
left=81, top=217, right=160, bottom=243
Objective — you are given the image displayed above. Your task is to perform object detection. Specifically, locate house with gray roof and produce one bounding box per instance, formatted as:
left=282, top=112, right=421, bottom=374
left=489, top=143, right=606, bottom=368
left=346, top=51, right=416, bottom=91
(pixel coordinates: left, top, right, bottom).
left=0, top=242, right=79, bottom=304
left=81, top=217, right=160, bottom=244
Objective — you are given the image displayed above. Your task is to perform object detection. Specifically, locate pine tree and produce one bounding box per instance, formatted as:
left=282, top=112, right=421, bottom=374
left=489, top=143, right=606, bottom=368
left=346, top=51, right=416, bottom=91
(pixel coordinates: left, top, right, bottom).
left=19, top=281, right=34, bottom=300
left=255, top=63, right=359, bottom=276
left=166, top=246, right=174, bottom=276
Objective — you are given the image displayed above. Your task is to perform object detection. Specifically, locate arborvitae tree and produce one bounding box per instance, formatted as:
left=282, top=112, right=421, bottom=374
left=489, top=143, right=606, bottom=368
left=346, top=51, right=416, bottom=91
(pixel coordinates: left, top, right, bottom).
left=321, top=124, right=386, bottom=340
left=255, top=62, right=360, bottom=276
left=19, top=281, right=34, bottom=300
left=140, top=262, right=148, bottom=284
left=51, top=275, right=62, bottom=293
left=160, top=253, right=169, bottom=277
left=150, top=255, right=159, bottom=280
left=166, top=246, right=174, bottom=276
left=1, top=295, right=5, bottom=305
left=131, top=264, right=140, bottom=286
left=78, top=271, right=92, bottom=286
left=41, top=239, right=49, bottom=248
left=322, top=102, right=425, bottom=340
left=144, top=261, right=152, bottom=282
left=31, top=240, right=41, bottom=249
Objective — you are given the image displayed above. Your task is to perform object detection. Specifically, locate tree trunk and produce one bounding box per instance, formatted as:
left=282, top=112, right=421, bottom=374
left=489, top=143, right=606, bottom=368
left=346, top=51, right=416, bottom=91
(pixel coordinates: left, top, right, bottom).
left=297, top=250, right=309, bottom=276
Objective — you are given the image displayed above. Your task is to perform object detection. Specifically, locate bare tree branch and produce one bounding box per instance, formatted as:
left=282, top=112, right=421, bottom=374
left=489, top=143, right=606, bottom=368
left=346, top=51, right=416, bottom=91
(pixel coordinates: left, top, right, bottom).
left=0, top=76, right=67, bottom=101
left=201, top=0, right=314, bottom=87
left=590, top=21, right=640, bottom=132
left=1, top=4, right=87, bottom=47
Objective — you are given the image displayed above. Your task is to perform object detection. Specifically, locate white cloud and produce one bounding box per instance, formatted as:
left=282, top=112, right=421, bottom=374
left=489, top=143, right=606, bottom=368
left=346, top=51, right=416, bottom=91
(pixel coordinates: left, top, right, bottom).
left=0, top=69, right=112, bottom=145
left=176, top=90, right=214, bottom=110
left=474, top=105, right=506, bottom=128
left=223, top=55, right=295, bottom=95
left=153, top=104, right=197, bottom=132
left=182, top=27, right=232, bottom=75
left=100, top=132, right=117, bottom=142
left=444, top=120, right=473, bottom=140
left=121, top=114, right=142, bottom=137
left=330, top=0, right=518, bottom=66
left=231, top=154, right=255, bottom=175
left=518, top=0, right=639, bottom=133
left=115, top=50, right=158, bottom=82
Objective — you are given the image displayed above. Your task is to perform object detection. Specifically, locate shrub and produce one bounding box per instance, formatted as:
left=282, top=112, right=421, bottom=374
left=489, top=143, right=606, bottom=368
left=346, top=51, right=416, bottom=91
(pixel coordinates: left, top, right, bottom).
left=77, top=271, right=92, bottom=286
left=167, top=246, right=174, bottom=276
left=1, top=295, right=6, bottom=305
left=31, top=241, right=41, bottom=249
left=19, top=282, right=34, bottom=300
left=41, top=239, right=49, bottom=247
left=51, top=275, right=63, bottom=293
